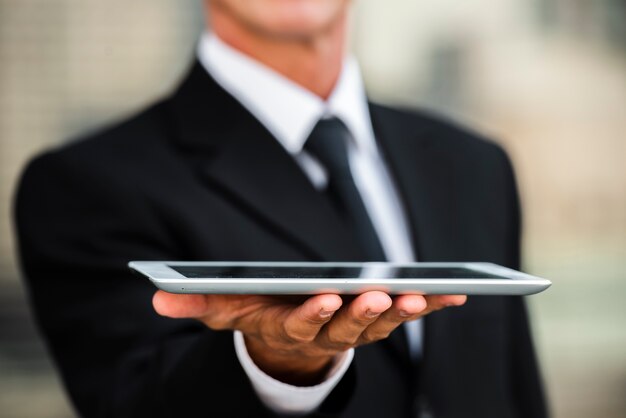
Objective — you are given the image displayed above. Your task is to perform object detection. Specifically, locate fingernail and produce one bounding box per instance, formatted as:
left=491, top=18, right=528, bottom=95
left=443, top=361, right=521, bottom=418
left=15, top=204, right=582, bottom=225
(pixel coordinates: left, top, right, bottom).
left=320, top=309, right=335, bottom=318
left=399, top=310, right=411, bottom=317
left=365, top=309, right=381, bottom=318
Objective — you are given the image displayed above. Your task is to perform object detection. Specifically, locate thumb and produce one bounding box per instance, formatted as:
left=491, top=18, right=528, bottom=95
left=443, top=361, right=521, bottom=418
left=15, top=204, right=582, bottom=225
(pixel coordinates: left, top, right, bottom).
left=152, top=290, right=210, bottom=318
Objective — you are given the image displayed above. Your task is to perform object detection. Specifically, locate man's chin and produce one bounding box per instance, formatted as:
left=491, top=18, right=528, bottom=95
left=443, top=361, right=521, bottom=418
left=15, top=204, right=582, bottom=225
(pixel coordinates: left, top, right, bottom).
left=210, top=0, right=347, bottom=41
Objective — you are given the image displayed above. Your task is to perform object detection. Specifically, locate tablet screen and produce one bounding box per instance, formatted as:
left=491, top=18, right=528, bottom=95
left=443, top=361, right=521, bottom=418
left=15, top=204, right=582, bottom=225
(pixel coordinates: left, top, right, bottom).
left=167, top=265, right=505, bottom=280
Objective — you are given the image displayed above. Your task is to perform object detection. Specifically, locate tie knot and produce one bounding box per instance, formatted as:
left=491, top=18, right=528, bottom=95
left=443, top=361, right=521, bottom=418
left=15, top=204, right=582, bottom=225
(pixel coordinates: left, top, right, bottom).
left=304, top=117, right=352, bottom=175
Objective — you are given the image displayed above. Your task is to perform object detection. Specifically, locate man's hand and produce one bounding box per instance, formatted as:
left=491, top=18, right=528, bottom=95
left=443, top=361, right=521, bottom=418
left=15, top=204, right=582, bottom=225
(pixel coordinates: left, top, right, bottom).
left=153, top=291, right=466, bottom=385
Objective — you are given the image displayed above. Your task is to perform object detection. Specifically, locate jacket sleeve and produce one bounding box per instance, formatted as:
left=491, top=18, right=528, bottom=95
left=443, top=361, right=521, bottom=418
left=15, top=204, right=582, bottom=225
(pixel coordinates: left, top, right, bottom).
left=14, top=150, right=354, bottom=418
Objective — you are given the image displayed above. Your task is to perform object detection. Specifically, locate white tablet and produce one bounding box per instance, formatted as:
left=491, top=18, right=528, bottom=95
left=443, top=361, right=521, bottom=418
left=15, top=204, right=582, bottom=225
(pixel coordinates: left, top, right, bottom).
left=129, top=261, right=551, bottom=296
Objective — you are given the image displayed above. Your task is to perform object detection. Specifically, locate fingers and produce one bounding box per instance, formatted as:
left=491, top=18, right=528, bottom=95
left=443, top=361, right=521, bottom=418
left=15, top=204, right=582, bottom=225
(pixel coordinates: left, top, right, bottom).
left=354, top=294, right=466, bottom=346
left=319, top=291, right=393, bottom=349
left=282, top=294, right=343, bottom=343
left=421, top=294, right=467, bottom=315
left=357, top=295, right=427, bottom=344
left=152, top=290, right=209, bottom=318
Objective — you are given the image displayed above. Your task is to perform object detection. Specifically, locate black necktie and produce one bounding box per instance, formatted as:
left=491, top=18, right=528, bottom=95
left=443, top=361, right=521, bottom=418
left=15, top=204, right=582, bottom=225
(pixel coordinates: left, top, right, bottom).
left=304, top=117, right=386, bottom=260
left=306, top=119, right=423, bottom=409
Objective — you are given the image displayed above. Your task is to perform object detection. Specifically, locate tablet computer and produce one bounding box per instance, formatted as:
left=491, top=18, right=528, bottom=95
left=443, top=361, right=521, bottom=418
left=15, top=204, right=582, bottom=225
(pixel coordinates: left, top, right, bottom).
left=129, top=261, right=551, bottom=296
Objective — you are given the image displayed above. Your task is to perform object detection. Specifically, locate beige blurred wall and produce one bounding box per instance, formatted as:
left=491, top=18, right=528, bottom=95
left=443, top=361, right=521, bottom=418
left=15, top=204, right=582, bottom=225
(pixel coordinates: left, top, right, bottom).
left=1, top=1, right=625, bottom=417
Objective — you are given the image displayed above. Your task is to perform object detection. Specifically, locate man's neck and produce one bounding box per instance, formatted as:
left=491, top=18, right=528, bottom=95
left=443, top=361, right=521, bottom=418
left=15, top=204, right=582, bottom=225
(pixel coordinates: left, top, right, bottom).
left=209, top=10, right=347, bottom=100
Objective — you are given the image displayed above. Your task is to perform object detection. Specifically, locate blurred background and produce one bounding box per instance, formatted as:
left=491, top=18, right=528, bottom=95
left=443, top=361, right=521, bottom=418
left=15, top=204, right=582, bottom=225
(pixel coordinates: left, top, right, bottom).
left=0, top=0, right=624, bottom=417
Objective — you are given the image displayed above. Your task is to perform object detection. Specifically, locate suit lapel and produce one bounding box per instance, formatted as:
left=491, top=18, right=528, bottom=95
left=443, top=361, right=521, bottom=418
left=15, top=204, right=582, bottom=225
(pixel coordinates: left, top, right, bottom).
left=369, top=104, right=468, bottom=262
left=166, top=62, right=363, bottom=261
left=200, top=132, right=365, bottom=261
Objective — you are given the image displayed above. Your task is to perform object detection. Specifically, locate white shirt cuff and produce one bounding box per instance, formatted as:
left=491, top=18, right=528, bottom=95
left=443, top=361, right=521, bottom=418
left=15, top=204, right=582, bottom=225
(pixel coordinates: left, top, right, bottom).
left=233, top=331, right=354, bottom=415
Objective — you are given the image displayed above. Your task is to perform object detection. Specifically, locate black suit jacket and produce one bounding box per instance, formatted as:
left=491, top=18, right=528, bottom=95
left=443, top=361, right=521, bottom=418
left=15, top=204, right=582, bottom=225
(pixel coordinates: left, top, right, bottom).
left=15, top=62, right=547, bottom=418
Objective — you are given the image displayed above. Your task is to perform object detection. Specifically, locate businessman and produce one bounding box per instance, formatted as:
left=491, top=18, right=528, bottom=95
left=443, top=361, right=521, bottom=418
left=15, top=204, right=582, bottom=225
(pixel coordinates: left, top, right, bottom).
left=15, top=1, right=547, bottom=417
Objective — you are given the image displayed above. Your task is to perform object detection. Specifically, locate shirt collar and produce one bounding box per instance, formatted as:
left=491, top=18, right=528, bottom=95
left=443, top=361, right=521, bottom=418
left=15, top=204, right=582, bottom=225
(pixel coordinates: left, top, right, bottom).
left=197, top=32, right=376, bottom=156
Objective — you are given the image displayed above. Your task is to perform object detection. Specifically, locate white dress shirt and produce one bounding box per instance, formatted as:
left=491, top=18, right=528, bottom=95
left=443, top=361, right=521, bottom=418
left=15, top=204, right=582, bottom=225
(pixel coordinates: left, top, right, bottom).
left=197, top=32, right=422, bottom=415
